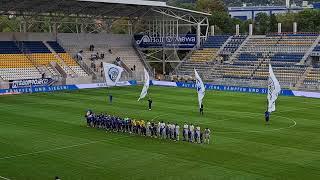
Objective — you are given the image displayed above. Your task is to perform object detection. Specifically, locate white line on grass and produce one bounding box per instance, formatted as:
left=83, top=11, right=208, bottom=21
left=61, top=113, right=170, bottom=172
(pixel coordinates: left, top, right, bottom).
left=214, top=115, right=297, bottom=134
left=0, top=175, right=11, bottom=180
left=148, top=111, right=297, bottom=134
left=0, top=141, right=100, bottom=161
left=151, top=114, right=170, bottom=121
left=0, top=136, right=125, bottom=161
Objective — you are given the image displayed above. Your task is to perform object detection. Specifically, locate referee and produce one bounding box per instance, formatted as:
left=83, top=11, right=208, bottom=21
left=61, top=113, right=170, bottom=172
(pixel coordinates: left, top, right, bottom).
left=200, top=103, right=204, bottom=115
left=148, top=98, right=153, bottom=111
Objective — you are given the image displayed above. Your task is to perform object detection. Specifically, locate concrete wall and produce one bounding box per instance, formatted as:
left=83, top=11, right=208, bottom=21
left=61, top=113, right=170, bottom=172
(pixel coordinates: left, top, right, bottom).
left=0, top=81, right=9, bottom=89
left=57, top=33, right=132, bottom=48
left=66, top=76, right=92, bottom=85
left=0, top=32, right=56, bottom=41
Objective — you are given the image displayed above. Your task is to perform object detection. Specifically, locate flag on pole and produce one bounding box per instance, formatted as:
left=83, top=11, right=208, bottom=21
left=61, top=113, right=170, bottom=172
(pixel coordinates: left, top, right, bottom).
left=194, top=68, right=205, bottom=108
left=138, top=68, right=150, bottom=101
left=267, top=64, right=281, bottom=113
left=103, top=62, right=124, bottom=86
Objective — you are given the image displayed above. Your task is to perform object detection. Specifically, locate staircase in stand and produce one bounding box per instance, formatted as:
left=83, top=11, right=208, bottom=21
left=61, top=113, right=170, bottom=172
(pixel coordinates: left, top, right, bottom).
left=295, top=66, right=312, bottom=89
left=43, top=41, right=77, bottom=77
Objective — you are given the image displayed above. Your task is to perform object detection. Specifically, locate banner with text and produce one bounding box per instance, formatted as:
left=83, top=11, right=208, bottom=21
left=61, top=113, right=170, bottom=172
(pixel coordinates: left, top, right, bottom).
left=134, top=34, right=197, bottom=49
left=9, top=78, right=54, bottom=88
left=0, top=80, right=137, bottom=95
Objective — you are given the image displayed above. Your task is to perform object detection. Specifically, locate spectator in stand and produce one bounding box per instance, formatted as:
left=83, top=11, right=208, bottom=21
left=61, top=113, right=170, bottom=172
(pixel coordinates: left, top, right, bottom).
left=89, top=44, right=95, bottom=51
left=116, top=57, right=121, bottom=66
left=133, top=65, right=136, bottom=71
left=93, top=64, right=97, bottom=72
left=77, top=50, right=83, bottom=61
left=109, top=49, right=112, bottom=54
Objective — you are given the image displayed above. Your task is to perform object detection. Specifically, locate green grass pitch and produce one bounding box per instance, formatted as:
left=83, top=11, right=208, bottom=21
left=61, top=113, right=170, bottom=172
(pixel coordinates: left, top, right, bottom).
left=0, top=86, right=319, bottom=180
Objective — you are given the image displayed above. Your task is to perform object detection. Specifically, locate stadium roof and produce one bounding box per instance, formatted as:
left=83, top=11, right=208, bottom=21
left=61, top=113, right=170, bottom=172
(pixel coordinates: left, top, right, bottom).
left=0, top=0, right=211, bottom=19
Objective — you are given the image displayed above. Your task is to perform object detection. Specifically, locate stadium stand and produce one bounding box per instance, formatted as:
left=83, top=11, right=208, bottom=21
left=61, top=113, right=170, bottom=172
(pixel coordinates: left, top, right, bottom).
left=0, top=41, right=42, bottom=80
left=176, top=34, right=320, bottom=89
left=0, top=38, right=91, bottom=81
left=220, top=35, right=247, bottom=55
left=21, top=41, right=88, bottom=77
left=312, top=41, right=320, bottom=57
left=57, top=33, right=145, bottom=80
left=177, top=35, right=231, bottom=80
left=189, top=35, right=230, bottom=62
left=46, top=41, right=88, bottom=77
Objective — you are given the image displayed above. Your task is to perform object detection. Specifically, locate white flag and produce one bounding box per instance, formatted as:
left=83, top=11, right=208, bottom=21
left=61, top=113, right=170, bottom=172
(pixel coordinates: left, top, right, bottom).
left=138, top=68, right=150, bottom=101
left=267, top=64, right=281, bottom=113
left=194, top=69, right=205, bottom=108
left=103, top=62, right=124, bottom=86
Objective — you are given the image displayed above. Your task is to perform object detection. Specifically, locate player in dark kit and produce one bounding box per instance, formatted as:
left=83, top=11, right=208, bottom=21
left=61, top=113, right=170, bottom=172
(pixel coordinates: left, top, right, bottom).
left=265, top=111, right=270, bottom=124
left=200, top=103, right=204, bottom=115
left=109, top=94, right=113, bottom=104
left=148, top=98, right=153, bottom=110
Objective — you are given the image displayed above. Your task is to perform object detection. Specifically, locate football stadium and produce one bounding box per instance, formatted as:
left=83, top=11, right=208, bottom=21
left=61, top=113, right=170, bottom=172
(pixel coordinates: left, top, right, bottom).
left=0, top=0, right=319, bottom=179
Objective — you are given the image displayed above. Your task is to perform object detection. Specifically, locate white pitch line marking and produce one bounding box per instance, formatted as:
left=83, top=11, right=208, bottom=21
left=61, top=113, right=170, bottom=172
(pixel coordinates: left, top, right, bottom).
left=0, top=141, right=99, bottom=161
left=215, top=116, right=297, bottom=134
left=0, top=175, right=11, bottom=180
left=0, top=136, right=125, bottom=161
left=149, top=111, right=297, bottom=134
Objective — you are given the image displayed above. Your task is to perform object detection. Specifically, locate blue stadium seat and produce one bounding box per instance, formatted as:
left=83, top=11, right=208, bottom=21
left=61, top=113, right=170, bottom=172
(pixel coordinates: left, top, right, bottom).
left=271, top=53, right=304, bottom=62
left=0, top=41, right=22, bottom=54
left=221, top=35, right=247, bottom=54
left=21, top=41, right=51, bottom=53
left=47, top=41, right=66, bottom=53
left=313, top=45, right=320, bottom=52
left=202, top=35, right=230, bottom=48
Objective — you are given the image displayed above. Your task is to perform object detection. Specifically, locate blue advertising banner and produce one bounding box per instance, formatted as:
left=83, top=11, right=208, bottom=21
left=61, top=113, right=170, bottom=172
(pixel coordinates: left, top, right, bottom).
left=0, top=85, right=78, bottom=95
left=151, top=80, right=295, bottom=96
left=0, top=80, right=138, bottom=95
left=134, top=34, right=197, bottom=48
left=176, top=82, right=295, bottom=96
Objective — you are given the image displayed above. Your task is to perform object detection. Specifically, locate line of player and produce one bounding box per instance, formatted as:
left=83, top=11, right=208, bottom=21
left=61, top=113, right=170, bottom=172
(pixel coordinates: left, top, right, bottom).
left=85, top=110, right=211, bottom=144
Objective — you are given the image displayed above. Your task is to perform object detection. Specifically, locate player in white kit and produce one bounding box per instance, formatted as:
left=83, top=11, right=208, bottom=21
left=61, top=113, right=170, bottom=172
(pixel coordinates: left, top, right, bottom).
left=157, top=122, right=161, bottom=138
left=204, top=128, right=211, bottom=144
left=170, top=123, right=175, bottom=140
left=183, top=123, right=188, bottom=141
left=160, top=121, right=166, bottom=139
left=146, top=121, right=151, bottom=136
left=175, top=123, right=180, bottom=141
left=189, top=124, right=195, bottom=143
